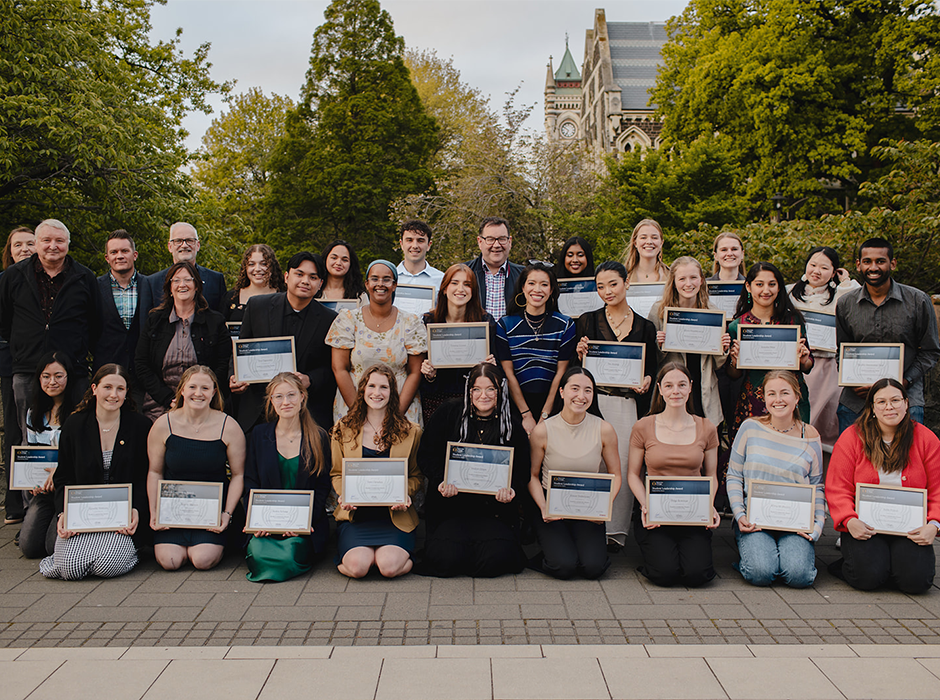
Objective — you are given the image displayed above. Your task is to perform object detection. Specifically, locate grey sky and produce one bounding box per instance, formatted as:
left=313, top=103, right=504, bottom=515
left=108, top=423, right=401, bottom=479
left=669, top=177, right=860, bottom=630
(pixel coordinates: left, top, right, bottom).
left=150, top=0, right=689, bottom=151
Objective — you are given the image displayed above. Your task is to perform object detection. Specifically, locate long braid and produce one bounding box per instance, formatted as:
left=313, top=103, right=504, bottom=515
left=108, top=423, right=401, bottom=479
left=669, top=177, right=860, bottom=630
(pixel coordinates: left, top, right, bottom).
left=498, top=377, right=513, bottom=441
left=458, top=371, right=473, bottom=442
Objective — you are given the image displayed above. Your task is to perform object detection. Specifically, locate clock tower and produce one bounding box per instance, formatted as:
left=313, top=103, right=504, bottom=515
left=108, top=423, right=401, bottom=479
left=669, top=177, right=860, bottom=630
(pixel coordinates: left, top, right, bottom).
left=544, top=37, right=582, bottom=142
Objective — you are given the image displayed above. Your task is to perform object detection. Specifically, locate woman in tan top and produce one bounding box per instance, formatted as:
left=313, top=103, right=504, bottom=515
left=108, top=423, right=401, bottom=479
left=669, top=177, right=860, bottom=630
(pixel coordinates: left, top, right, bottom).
left=529, top=367, right=621, bottom=579
left=628, top=362, right=720, bottom=587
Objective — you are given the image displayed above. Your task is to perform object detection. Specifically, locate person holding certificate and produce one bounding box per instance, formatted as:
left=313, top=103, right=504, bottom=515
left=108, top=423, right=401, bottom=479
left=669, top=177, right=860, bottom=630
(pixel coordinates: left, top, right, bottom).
left=826, top=379, right=939, bottom=594
left=528, top=367, right=621, bottom=579
left=649, top=257, right=730, bottom=428
left=627, top=362, right=720, bottom=587
left=417, top=363, right=529, bottom=577
left=555, top=237, right=595, bottom=279
left=147, top=365, right=246, bottom=571
left=727, top=372, right=824, bottom=588
left=622, top=219, right=668, bottom=283
left=708, top=232, right=746, bottom=281
left=419, top=263, right=497, bottom=422
left=242, top=373, right=331, bottom=583
left=221, top=244, right=285, bottom=323
left=327, top=260, right=427, bottom=426
left=40, top=364, right=151, bottom=580
left=330, top=364, right=422, bottom=579
left=575, top=260, right=657, bottom=549
left=317, top=240, right=366, bottom=302
left=496, top=262, right=576, bottom=436
left=787, top=246, right=859, bottom=451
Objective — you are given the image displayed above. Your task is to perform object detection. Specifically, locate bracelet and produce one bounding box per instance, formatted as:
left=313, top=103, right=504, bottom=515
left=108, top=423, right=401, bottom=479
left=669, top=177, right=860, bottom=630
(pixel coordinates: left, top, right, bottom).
left=222, top=511, right=232, bottom=518
left=521, top=409, right=531, bottom=415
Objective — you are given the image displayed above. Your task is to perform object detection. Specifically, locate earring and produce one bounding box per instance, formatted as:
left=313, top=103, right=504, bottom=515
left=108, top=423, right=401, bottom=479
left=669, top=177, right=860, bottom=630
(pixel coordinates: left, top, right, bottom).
left=828, top=279, right=837, bottom=289
left=515, top=292, right=527, bottom=308
left=800, top=274, right=808, bottom=282
left=747, top=291, right=752, bottom=304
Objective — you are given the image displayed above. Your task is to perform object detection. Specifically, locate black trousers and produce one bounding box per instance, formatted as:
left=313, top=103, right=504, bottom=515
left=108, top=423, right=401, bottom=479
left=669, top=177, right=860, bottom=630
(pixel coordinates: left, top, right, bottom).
left=840, top=532, right=935, bottom=594
left=632, top=507, right=715, bottom=587
left=423, top=517, right=526, bottom=578
left=1, top=375, right=24, bottom=520
left=535, top=518, right=609, bottom=580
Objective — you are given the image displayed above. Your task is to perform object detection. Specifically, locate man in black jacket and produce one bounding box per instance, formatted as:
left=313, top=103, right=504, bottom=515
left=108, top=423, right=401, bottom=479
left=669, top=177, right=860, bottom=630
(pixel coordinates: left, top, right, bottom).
left=230, top=251, right=337, bottom=431
left=465, top=216, right=525, bottom=320
left=0, top=219, right=99, bottom=435
left=93, top=230, right=142, bottom=392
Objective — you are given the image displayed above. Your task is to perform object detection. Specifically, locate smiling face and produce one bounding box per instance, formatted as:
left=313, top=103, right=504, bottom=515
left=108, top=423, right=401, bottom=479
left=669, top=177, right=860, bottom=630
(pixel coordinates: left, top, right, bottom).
left=564, top=244, right=587, bottom=275
left=181, top=372, right=216, bottom=410
left=714, top=235, right=744, bottom=272
left=595, top=269, right=627, bottom=307
left=170, top=269, right=196, bottom=305
left=633, top=225, right=663, bottom=261
left=673, top=263, right=703, bottom=303
left=805, top=251, right=835, bottom=288
left=763, top=377, right=798, bottom=421
left=856, top=246, right=895, bottom=289
left=365, top=263, right=396, bottom=305
left=36, top=224, right=69, bottom=267
left=478, top=222, right=512, bottom=268
left=10, top=231, right=36, bottom=263
left=445, top=270, right=474, bottom=310
left=363, top=371, right=391, bottom=411
left=246, top=251, right=269, bottom=287
left=746, top=270, right=778, bottom=310
left=326, top=245, right=351, bottom=279
left=285, top=260, right=321, bottom=303
left=470, top=375, right=498, bottom=416
left=523, top=270, right=551, bottom=312
left=658, top=369, right=692, bottom=410
left=871, top=385, right=908, bottom=431
left=105, top=237, right=138, bottom=275
left=401, top=229, right=431, bottom=266
left=39, top=361, right=68, bottom=399
left=269, top=381, right=302, bottom=420
left=92, top=374, right=127, bottom=413
left=560, top=372, right=594, bottom=415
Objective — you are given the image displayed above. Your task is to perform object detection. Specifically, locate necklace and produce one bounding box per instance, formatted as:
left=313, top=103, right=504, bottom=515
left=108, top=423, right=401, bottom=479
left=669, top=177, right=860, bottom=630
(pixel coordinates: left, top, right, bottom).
left=770, top=420, right=797, bottom=434
left=366, top=307, right=393, bottom=332
left=524, top=310, right=546, bottom=337
left=366, top=417, right=383, bottom=436
left=99, top=418, right=120, bottom=433
left=606, top=306, right=632, bottom=338
left=656, top=417, right=694, bottom=432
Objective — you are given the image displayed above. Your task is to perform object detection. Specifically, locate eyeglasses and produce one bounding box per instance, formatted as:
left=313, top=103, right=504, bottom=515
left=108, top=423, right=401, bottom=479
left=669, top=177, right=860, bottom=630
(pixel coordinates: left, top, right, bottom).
left=169, top=238, right=198, bottom=247
left=40, top=372, right=67, bottom=382
left=470, top=387, right=498, bottom=396
left=171, top=277, right=195, bottom=285
left=479, top=236, right=510, bottom=246
left=271, top=392, right=300, bottom=404
left=527, top=259, right=554, bottom=267
left=368, top=276, right=395, bottom=284
left=873, top=397, right=907, bottom=409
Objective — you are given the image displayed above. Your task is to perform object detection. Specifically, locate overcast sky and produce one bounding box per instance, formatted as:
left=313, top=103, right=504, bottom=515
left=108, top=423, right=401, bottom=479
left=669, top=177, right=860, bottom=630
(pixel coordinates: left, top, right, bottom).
left=149, top=0, right=689, bottom=150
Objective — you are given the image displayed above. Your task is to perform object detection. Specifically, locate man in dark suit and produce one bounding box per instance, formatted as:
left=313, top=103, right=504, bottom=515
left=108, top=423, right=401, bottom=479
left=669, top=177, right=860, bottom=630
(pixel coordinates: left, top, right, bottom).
left=230, top=251, right=337, bottom=431
left=93, top=230, right=142, bottom=387
left=465, top=216, right=525, bottom=320
left=139, top=222, right=226, bottom=317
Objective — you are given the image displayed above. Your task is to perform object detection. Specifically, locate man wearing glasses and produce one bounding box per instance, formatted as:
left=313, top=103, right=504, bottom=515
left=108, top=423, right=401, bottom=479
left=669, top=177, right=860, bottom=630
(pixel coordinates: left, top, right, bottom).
left=140, top=222, right=227, bottom=317
left=466, top=216, right=524, bottom=320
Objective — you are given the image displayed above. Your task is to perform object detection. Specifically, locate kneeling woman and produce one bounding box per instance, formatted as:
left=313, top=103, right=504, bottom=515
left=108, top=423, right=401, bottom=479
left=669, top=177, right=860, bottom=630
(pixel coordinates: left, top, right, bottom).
left=147, top=366, right=246, bottom=571
left=331, top=364, right=422, bottom=578
left=727, top=371, right=824, bottom=588
left=417, top=363, right=529, bottom=577
left=628, top=362, right=720, bottom=587
left=827, top=379, right=939, bottom=594
left=243, top=373, right=331, bottom=583
left=41, top=365, right=152, bottom=580
left=528, top=367, right=621, bottom=579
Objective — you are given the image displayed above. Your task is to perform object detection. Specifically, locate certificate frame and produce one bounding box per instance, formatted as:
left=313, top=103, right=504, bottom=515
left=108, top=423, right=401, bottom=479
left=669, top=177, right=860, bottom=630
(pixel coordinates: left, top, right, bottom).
left=838, top=343, right=905, bottom=387
left=662, top=307, right=726, bottom=356
left=427, top=322, right=490, bottom=369
left=62, top=483, right=132, bottom=533
left=645, top=476, right=715, bottom=526
left=801, top=310, right=837, bottom=353
left=582, top=340, right=645, bottom=389
left=706, top=281, right=745, bottom=320
left=736, top=324, right=801, bottom=371
left=855, top=482, right=927, bottom=536
left=9, top=445, right=58, bottom=491
left=232, top=335, right=297, bottom=384
left=557, top=277, right=604, bottom=318
left=624, top=282, right=666, bottom=320
left=341, top=458, right=409, bottom=507
left=244, top=489, right=314, bottom=535
left=319, top=299, right=359, bottom=313
left=443, top=441, right=514, bottom=495
left=393, top=284, right=436, bottom=316
left=155, top=480, right=223, bottom=530
left=545, top=470, right=615, bottom=522
left=746, top=479, right=816, bottom=534
left=225, top=321, right=242, bottom=338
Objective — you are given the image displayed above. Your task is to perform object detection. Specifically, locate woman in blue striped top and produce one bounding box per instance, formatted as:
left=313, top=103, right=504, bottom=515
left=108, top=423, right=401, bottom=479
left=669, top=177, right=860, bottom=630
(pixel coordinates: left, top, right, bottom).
left=727, top=371, right=824, bottom=588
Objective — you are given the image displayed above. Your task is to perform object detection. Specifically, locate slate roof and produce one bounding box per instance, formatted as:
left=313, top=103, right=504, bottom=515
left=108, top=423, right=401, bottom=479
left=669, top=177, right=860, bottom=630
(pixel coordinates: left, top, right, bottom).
left=607, top=22, right=667, bottom=110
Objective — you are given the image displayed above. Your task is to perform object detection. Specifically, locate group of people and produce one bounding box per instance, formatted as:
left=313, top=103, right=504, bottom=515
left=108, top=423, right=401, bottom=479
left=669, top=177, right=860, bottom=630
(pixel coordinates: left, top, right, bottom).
left=0, top=216, right=937, bottom=595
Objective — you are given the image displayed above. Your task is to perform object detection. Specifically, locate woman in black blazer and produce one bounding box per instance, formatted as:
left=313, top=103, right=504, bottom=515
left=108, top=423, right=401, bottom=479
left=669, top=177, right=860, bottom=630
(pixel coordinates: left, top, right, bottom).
left=135, top=261, right=230, bottom=420
left=242, top=372, right=332, bottom=582
left=40, top=364, right=152, bottom=579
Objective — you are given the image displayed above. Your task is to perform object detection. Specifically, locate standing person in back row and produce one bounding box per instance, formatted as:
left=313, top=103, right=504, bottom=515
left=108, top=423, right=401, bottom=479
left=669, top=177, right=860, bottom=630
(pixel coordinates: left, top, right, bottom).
left=835, top=237, right=939, bottom=432
left=466, top=217, right=525, bottom=320
left=396, top=220, right=444, bottom=292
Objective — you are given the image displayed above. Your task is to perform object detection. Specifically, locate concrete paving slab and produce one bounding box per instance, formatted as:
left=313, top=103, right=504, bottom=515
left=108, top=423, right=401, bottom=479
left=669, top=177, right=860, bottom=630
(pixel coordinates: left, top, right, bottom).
left=142, top=658, right=274, bottom=700
left=28, top=658, right=168, bottom=700
left=646, top=644, right=753, bottom=658
left=850, top=644, right=940, bottom=657
left=707, top=657, right=842, bottom=699
left=121, top=646, right=229, bottom=659
left=814, top=657, right=940, bottom=699
left=0, top=660, right=64, bottom=700
left=748, top=644, right=858, bottom=657
left=225, top=645, right=331, bottom=659
left=492, top=657, right=610, bottom=700
left=601, top=657, right=728, bottom=700
left=377, top=658, right=492, bottom=700
left=18, top=646, right=127, bottom=660
left=330, top=645, right=437, bottom=659
left=258, top=658, right=381, bottom=700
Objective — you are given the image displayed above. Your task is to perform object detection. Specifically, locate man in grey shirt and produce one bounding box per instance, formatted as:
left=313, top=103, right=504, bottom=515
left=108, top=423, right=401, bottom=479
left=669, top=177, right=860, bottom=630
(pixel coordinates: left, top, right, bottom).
left=835, top=237, right=939, bottom=432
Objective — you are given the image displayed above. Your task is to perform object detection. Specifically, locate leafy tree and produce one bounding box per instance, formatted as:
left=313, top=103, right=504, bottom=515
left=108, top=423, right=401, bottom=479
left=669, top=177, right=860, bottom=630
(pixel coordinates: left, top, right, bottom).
left=0, top=0, right=228, bottom=274
left=265, top=0, right=438, bottom=261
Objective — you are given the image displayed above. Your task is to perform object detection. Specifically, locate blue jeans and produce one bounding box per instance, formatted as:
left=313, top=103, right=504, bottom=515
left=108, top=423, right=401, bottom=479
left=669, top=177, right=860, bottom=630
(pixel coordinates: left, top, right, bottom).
left=733, top=520, right=817, bottom=588
left=838, top=404, right=924, bottom=435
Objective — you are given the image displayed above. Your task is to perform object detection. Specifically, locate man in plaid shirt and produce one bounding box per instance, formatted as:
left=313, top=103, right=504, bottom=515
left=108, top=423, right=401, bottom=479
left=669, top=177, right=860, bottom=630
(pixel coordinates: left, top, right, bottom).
left=465, top=217, right=525, bottom=320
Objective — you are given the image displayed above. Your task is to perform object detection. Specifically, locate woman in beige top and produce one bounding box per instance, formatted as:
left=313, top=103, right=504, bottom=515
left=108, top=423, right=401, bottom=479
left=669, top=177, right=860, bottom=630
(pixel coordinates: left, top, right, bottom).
left=628, top=362, right=720, bottom=587
left=528, top=367, right=621, bottom=579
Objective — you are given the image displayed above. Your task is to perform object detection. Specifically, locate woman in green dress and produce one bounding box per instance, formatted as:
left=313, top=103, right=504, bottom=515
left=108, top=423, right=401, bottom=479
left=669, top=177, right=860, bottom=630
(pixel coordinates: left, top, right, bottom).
left=242, top=372, right=331, bottom=582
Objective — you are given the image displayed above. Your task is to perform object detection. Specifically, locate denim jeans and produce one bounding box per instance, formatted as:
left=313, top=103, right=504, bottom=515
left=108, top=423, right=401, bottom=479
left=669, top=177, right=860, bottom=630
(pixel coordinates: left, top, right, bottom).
left=838, top=404, right=924, bottom=435
left=733, top=519, right=817, bottom=588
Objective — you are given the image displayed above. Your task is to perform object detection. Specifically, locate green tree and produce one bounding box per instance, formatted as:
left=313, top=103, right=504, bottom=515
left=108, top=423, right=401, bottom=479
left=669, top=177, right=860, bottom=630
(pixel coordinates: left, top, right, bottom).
left=0, top=0, right=229, bottom=273
left=265, top=0, right=438, bottom=261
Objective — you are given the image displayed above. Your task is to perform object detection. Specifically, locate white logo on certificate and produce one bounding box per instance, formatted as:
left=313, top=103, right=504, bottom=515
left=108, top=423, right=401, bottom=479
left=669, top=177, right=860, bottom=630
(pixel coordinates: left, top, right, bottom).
left=557, top=278, right=603, bottom=318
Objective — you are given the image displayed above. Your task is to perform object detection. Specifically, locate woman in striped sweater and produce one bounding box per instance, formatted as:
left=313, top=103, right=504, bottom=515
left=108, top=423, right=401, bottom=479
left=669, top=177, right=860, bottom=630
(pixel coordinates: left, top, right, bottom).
left=726, top=371, right=824, bottom=588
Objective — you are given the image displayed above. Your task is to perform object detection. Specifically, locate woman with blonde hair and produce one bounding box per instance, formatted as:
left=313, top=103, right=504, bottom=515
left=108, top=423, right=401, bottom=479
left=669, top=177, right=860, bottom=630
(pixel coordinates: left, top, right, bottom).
left=709, top=232, right=746, bottom=281
left=622, top=219, right=668, bottom=283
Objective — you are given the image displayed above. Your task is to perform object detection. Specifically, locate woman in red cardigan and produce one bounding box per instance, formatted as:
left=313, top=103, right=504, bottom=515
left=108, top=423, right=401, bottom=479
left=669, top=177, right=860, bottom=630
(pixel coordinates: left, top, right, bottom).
left=826, top=378, right=940, bottom=593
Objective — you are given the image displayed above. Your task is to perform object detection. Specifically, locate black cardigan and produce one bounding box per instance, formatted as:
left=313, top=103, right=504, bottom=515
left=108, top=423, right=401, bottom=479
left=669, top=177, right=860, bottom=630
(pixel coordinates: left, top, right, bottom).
left=135, top=305, right=231, bottom=407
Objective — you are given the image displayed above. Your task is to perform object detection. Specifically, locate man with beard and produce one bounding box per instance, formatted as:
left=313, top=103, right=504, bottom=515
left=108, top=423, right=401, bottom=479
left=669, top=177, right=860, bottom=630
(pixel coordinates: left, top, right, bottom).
left=835, top=237, right=939, bottom=432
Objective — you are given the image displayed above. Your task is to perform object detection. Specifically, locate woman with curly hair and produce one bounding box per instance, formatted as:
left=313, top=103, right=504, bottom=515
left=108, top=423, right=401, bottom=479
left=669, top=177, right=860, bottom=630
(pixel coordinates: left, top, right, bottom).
left=222, top=244, right=285, bottom=323
left=330, top=364, right=422, bottom=579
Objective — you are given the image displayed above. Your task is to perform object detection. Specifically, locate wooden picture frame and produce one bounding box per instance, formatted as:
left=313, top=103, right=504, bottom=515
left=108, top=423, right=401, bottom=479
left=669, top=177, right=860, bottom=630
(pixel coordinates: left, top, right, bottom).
left=443, top=441, right=514, bottom=495
left=232, top=335, right=297, bottom=384
left=63, top=483, right=133, bottom=533
left=244, top=489, right=315, bottom=535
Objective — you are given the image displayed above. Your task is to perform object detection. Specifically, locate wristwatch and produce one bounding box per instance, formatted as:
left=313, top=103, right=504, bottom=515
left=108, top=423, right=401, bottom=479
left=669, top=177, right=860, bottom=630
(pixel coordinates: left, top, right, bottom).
left=540, top=411, right=549, bottom=420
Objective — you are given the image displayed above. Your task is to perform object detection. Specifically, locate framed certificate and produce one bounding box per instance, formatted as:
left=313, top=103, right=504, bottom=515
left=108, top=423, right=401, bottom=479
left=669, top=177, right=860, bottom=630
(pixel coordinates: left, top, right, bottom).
left=736, top=325, right=800, bottom=370
left=838, top=343, right=904, bottom=387
left=320, top=299, right=359, bottom=313
left=646, top=476, right=714, bottom=526
left=802, top=310, right=837, bottom=353
left=625, top=282, right=666, bottom=320
left=9, top=446, right=57, bottom=491
left=746, top=480, right=816, bottom=534
left=393, top=284, right=436, bottom=316
left=63, top=484, right=132, bottom=533
left=156, top=480, right=223, bottom=529
left=582, top=341, right=645, bottom=389
left=427, top=322, right=490, bottom=368
left=557, top=278, right=603, bottom=318
left=706, top=281, right=745, bottom=320
left=443, top=442, right=513, bottom=495
left=856, top=483, right=926, bottom=536
left=342, top=458, right=409, bottom=506
left=245, top=489, right=314, bottom=534
left=233, top=336, right=297, bottom=384
left=225, top=321, right=242, bottom=338
left=546, top=471, right=615, bottom=521
left=662, top=308, right=726, bottom=355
